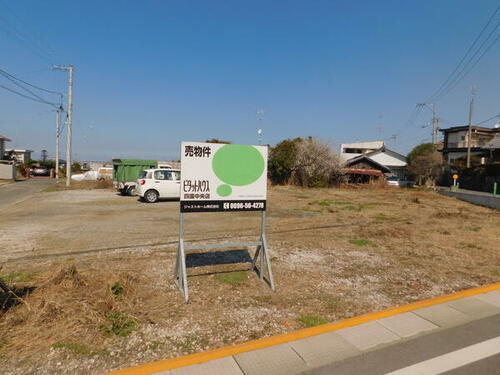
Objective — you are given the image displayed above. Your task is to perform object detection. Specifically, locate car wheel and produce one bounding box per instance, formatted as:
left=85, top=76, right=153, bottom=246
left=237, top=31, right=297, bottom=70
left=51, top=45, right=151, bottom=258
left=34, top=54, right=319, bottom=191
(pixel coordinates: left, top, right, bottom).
left=144, top=189, right=159, bottom=203
left=126, top=185, right=136, bottom=196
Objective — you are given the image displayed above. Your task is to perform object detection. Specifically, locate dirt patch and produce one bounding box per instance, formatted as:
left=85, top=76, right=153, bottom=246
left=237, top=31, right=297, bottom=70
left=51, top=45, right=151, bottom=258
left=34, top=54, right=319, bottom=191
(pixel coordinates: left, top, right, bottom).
left=0, top=185, right=498, bottom=374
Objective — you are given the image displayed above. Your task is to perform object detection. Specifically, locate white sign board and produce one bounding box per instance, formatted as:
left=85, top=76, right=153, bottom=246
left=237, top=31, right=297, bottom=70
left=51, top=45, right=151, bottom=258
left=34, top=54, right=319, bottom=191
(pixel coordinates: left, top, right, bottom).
left=180, top=141, right=268, bottom=212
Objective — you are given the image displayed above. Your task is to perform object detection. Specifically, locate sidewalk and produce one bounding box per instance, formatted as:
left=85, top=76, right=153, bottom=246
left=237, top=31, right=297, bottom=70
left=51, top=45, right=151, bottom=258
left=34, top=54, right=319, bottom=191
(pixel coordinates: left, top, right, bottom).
left=439, top=187, right=500, bottom=209
left=104, top=283, right=500, bottom=375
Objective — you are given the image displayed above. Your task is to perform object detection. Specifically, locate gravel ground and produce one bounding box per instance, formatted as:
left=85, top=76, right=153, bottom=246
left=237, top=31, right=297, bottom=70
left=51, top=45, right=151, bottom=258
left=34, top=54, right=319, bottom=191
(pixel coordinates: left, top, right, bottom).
left=0, top=185, right=499, bottom=374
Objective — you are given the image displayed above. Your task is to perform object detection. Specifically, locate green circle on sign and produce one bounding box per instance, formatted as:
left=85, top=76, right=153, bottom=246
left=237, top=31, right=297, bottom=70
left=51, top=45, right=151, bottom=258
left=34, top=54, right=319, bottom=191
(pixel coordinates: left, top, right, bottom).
left=217, top=184, right=232, bottom=197
left=212, top=145, right=265, bottom=186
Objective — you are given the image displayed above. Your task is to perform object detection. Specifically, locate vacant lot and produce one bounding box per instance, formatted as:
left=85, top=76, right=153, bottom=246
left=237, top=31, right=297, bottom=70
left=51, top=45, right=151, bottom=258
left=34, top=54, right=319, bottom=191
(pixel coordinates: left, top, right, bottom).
left=1, top=185, right=499, bottom=374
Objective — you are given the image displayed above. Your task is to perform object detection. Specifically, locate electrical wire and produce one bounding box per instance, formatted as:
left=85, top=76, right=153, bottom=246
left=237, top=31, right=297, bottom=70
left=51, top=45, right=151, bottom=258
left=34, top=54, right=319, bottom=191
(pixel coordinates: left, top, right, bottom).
left=0, top=83, right=57, bottom=106
left=477, top=113, right=500, bottom=125
left=442, top=32, right=500, bottom=96
left=0, top=68, right=62, bottom=96
left=427, top=4, right=500, bottom=103
left=0, top=71, right=59, bottom=107
left=0, top=0, right=57, bottom=58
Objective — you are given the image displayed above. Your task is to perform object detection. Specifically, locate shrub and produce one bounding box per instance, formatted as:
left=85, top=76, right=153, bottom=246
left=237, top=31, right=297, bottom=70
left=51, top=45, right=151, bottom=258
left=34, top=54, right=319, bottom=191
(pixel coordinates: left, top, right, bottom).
left=294, top=137, right=344, bottom=187
left=268, top=138, right=302, bottom=184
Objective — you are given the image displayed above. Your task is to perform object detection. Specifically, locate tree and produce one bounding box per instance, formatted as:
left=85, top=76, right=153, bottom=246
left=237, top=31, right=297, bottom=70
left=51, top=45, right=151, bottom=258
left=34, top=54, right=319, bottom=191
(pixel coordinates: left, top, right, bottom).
left=268, top=138, right=302, bottom=184
left=71, top=162, right=82, bottom=173
left=294, top=137, right=344, bottom=187
left=205, top=139, right=231, bottom=144
left=407, top=143, right=443, bottom=185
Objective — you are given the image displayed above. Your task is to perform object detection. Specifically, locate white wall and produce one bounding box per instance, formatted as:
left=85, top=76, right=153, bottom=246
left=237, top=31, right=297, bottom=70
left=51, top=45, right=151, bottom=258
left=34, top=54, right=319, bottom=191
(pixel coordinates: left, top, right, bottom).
left=0, top=162, right=15, bottom=179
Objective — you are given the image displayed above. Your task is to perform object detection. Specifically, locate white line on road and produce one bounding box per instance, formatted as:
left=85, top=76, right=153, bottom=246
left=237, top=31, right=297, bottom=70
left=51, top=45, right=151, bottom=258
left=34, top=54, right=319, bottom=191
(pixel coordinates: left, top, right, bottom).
left=384, top=336, right=500, bottom=375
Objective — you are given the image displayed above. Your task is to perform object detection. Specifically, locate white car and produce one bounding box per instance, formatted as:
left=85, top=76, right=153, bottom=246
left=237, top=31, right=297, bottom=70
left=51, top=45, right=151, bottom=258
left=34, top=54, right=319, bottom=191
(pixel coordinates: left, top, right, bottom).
left=386, top=176, right=400, bottom=187
left=136, top=168, right=181, bottom=203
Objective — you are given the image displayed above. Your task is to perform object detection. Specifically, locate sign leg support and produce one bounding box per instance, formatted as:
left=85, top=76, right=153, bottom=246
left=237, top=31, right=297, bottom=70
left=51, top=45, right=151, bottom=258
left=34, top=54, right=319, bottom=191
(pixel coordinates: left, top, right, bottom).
left=174, top=213, right=189, bottom=302
left=251, top=211, right=275, bottom=291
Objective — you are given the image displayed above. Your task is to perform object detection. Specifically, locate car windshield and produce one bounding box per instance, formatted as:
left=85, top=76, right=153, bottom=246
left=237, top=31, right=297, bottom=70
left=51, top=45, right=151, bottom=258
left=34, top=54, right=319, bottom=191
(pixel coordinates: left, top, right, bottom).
left=387, top=176, right=398, bottom=181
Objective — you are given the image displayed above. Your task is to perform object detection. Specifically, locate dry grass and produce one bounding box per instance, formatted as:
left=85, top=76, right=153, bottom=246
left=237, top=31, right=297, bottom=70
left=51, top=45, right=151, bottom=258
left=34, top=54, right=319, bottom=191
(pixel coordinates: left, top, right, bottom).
left=0, top=185, right=498, bottom=374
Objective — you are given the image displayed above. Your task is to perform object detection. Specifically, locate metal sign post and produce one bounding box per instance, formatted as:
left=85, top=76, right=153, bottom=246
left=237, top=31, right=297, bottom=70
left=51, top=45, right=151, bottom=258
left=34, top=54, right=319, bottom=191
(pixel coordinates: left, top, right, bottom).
left=174, top=141, right=275, bottom=302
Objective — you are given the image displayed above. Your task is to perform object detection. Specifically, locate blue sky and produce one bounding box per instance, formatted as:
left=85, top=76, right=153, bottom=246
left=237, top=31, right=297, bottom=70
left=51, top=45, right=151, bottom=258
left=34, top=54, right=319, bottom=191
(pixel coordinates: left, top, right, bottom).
left=1, top=0, right=500, bottom=161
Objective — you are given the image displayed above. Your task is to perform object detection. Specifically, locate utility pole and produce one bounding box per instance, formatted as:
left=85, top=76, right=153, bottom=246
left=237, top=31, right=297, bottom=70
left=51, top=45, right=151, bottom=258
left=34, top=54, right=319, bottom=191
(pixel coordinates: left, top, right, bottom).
left=53, top=65, right=74, bottom=186
left=54, top=105, right=63, bottom=180
left=466, top=87, right=475, bottom=168
left=417, top=103, right=439, bottom=144
left=431, top=104, right=437, bottom=144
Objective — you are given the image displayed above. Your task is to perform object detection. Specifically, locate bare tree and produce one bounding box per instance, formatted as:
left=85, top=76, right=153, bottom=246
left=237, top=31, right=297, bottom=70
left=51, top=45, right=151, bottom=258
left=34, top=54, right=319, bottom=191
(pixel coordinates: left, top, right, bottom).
left=294, top=137, right=344, bottom=187
left=408, top=151, right=442, bottom=186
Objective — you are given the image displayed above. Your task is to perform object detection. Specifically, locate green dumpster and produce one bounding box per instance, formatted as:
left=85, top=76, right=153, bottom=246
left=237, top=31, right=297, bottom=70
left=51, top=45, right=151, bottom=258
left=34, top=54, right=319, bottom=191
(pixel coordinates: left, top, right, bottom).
left=112, top=158, right=157, bottom=195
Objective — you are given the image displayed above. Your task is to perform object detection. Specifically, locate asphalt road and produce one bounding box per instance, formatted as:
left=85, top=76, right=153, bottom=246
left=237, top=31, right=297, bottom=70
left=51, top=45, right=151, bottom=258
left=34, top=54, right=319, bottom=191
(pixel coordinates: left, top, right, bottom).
left=306, top=314, right=500, bottom=375
left=0, top=178, right=55, bottom=208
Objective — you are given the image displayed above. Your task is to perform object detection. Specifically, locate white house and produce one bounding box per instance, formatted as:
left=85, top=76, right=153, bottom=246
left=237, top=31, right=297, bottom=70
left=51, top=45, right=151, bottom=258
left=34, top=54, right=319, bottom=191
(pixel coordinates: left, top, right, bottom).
left=340, top=141, right=385, bottom=162
left=4, top=149, right=33, bottom=164
left=341, top=141, right=408, bottom=180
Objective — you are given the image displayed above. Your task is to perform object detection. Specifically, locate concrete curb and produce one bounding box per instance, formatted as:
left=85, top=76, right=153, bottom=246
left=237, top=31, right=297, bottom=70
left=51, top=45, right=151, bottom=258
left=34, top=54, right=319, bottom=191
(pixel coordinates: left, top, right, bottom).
left=102, top=282, right=500, bottom=375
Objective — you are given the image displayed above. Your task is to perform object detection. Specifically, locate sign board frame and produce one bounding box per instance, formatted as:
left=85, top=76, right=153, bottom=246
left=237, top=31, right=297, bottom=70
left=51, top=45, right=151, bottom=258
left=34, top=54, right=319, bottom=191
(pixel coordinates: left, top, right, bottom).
left=174, top=142, right=275, bottom=302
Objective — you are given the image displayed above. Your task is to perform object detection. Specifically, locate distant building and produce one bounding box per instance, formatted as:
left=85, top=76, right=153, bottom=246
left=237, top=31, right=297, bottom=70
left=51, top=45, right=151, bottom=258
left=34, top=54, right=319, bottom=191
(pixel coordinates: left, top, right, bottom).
left=340, top=140, right=384, bottom=162
left=439, top=125, right=500, bottom=164
left=4, top=149, right=33, bottom=164
left=0, top=134, right=11, bottom=160
left=343, top=146, right=408, bottom=182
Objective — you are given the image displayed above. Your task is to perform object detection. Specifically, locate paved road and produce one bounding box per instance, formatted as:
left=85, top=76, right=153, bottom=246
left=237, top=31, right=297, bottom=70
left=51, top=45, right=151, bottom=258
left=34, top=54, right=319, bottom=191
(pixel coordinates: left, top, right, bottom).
left=0, top=178, right=54, bottom=208
left=439, top=187, right=499, bottom=209
left=307, top=314, right=500, bottom=375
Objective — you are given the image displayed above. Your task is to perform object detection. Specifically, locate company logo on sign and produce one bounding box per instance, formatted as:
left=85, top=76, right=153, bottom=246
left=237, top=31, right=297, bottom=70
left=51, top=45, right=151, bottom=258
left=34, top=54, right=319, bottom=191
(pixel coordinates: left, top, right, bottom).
left=180, top=142, right=267, bottom=212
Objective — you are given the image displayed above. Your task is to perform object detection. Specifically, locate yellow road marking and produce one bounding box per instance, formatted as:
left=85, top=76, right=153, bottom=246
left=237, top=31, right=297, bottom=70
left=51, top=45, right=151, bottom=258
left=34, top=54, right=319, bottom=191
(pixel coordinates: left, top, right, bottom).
left=102, top=282, right=500, bottom=375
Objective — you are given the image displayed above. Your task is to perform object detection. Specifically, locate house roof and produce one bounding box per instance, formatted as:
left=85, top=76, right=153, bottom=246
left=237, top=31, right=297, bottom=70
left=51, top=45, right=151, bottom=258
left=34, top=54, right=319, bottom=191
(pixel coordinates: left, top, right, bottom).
left=439, top=125, right=500, bottom=133
left=343, top=154, right=392, bottom=173
left=0, top=134, right=12, bottom=142
left=362, top=146, right=406, bottom=161
left=5, top=148, right=33, bottom=153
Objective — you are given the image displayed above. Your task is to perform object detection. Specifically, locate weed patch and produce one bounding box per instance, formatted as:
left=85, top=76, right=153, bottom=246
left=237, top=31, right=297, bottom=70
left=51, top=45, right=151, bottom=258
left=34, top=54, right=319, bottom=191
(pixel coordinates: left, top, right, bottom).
left=215, top=271, right=247, bottom=285
left=349, top=239, right=373, bottom=246
left=110, top=282, right=124, bottom=296
left=374, top=213, right=398, bottom=221
left=460, top=242, right=480, bottom=249
left=297, top=316, right=328, bottom=327
left=0, top=271, right=36, bottom=284
left=51, top=342, right=94, bottom=355
left=101, top=312, right=137, bottom=337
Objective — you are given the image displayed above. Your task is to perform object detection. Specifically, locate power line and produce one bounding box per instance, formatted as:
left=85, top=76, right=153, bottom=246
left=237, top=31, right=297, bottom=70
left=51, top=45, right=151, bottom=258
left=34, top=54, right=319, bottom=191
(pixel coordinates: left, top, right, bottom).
left=0, top=16, right=54, bottom=63
left=0, top=0, right=57, bottom=58
left=427, top=4, right=500, bottom=103
left=477, top=113, right=500, bottom=125
left=0, top=68, right=62, bottom=96
left=0, top=83, right=57, bottom=106
left=443, top=32, right=500, bottom=96
left=0, top=71, right=60, bottom=107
